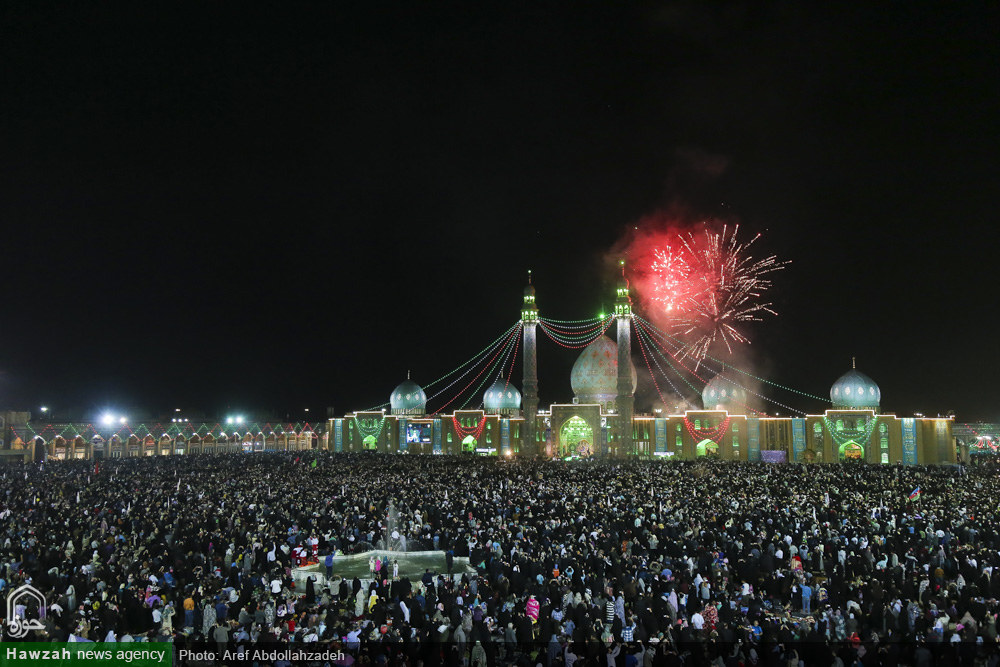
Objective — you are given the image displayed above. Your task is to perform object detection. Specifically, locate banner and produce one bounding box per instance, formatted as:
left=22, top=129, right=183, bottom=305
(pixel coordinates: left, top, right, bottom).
left=432, top=418, right=442, bottom=454
left=901, top=418, right=917, bottom=465
left=936, top=420, right=949, bottom=462
left=791, top=418, right=806, bottom=462
left=500, top=418, right=510, bottom=454
left=747, top=417, right=761, bottom=462
left=654, top=418, right=667, bottom=453
left=398, top=419, right=407, bottom=452
left=334, top=419, right=343, bottom=453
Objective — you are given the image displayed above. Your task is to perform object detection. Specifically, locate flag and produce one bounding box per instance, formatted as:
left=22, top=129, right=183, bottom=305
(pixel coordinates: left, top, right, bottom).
left=76, top=491, right=80, bottom=503
left=177, top=478, right=181, bottom=492
left=94, top=461, right=99, bottom=475
left=908, top=487, right=922, bottom=500
left=311, top=459, right=318, bottom=469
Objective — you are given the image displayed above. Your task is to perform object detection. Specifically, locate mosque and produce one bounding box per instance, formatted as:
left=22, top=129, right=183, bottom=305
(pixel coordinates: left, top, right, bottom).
left=328, top=275, right=957, bottom=465
left=3, top=275, right=957, bottom=465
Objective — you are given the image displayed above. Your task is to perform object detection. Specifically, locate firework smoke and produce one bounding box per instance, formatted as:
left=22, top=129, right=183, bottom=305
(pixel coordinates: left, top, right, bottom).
left=625, top=213, right=788, bottom=366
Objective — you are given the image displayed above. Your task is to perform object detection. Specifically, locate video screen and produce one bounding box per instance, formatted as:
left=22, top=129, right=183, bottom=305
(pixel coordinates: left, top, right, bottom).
left=406, top=423, right=432, bottom=444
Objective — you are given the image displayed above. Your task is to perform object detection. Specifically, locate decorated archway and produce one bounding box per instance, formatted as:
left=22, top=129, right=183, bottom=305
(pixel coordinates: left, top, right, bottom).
left=839, top=440, right=864, bottom=460
left=559, top=416, right=594, bottom=457
left=461, top=435, right=477, bottom=452
left=363, top=435, right=378, bottom=450
left=695, top=439, right=719, bottom=457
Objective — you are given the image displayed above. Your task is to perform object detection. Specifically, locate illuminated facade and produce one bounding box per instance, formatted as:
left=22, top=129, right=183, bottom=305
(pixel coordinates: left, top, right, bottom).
left=2, top=277, right=957, bottom=466
left=325, top=276, right=956, bottom=465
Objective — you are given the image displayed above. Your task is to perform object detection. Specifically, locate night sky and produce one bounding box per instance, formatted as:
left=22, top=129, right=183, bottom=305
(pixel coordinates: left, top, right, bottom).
left=2, top=3, right=997, bottom=423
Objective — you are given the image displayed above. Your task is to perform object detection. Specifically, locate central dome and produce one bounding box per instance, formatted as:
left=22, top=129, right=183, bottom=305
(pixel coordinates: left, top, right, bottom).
left=570, top=335, right=637, bottom=408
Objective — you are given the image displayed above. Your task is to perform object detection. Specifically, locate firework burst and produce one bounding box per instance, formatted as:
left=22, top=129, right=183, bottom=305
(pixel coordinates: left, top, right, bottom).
left=644, top=223, right=788, bottom=364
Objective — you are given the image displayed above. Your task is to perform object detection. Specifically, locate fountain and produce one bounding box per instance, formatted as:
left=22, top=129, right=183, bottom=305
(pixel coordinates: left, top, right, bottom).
left=292, top=500, right=472, bottom=585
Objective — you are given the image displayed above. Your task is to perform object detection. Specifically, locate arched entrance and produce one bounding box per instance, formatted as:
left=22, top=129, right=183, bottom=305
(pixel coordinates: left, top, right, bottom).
left=696, top=439, right=719, bottom=457
left=840, top=440, right=864, bottom=460
left=462, top=435, right=477, bottom=452
left=363, top=435, right=378, bottom=450
left=559, top=416, right=594, bottom=458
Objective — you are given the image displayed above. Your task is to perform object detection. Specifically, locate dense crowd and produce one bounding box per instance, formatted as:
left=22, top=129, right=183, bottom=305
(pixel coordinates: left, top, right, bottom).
left=2, top=452, right=1000, bottom=666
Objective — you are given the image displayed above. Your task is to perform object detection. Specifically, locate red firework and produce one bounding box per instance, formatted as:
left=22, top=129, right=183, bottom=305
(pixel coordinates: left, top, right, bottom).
left=638, top=222, right=787, bottom=364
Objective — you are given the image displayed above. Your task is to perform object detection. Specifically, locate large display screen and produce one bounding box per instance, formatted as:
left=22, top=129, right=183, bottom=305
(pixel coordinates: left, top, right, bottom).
left=406, top=423, right=432, bottom=444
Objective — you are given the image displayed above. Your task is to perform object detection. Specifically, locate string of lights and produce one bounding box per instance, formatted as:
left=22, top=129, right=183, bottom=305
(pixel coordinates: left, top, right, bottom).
left=539, top=317, right=613, bottom=349
left=683, top=415, right=733, bottom=441
left=362, top=321, right=521, bottom=411
left=822, top=414, right=877, bottom=446
left=433, top=324, right=521, bottom=414
left=462, top=324, right=521, bottom=410
left=633, top=316, right=686, bottom=413
left=634, top=315, right=830, bottom=403
left=633, top=320, right=706, bottom=399
left=637, top=317, right=804, bottom=415
left=538, top=316, right=609, bottom=333
left=538, top=315, right=604, bottom=325
left=452, top=414, right=488, bottom=440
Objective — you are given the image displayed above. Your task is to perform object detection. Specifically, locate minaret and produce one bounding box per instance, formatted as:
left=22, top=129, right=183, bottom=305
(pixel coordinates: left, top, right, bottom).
left=521, top=271, right=540, bottom=456
left=614, top=259, right=635, bottom=457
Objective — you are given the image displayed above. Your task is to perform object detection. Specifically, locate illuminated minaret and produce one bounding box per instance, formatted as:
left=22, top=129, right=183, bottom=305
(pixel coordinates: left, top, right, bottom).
left=521, top=271, right=540, bottom=456
left=614, top=259, right=635, bottom=457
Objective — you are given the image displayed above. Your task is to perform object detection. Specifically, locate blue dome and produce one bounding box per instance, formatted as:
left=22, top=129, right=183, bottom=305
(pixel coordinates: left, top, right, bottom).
left=830, top=368, right=881, bottom=410
left=484, top=380, right=521, bottom=413
left=570, top=335, right=637, bottom=407
left=702, top=374, right=748, bottom=412
left=390, top=379, right=426, bottom=415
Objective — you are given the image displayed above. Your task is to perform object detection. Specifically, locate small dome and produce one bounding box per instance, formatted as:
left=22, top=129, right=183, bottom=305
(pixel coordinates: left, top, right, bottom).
left=570, top=335, right=637, bottom=407
left=484, top=380, right=521, bottom=413
left=830, top=368, right=881, bottom=410
left=702, top=374, right=748, bottom=412
left=390, top=378, right=426, bottom=415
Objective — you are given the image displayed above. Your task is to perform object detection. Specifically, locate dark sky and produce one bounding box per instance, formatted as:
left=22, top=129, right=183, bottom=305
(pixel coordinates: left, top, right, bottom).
left=1, top=3, right=997, bottom=422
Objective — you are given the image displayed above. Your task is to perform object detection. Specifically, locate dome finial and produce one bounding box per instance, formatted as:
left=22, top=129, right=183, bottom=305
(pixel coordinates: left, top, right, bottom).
left=527, top=269, right=532, bottom=285
left=407, top=369, right=411, bottom=380
left=852, top=356, right=856, bottom=369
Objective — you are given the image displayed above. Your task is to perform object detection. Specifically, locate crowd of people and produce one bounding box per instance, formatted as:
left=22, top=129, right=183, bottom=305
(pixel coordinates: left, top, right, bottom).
left=2, top=451, right=1000, bottom=666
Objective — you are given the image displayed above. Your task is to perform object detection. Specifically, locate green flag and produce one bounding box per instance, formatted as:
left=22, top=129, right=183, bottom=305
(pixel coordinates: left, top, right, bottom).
left=311, top=458, right=318, bottom=468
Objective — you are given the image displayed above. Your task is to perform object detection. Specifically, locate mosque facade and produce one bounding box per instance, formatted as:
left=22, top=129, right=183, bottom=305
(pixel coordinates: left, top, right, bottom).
left=326, top=276, right=956, bottom=465
left=4, top=277, right=957, bottom=465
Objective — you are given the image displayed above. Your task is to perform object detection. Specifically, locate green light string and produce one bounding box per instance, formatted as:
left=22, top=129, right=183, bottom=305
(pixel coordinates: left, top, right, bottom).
left=634, top=320, right=707, bottom=398
left=538, top=317, right=614, bottom=349
left=538, top=316, right=606, bottom=330
left=354, top=414, right=387, bottom=441
left=638, top=319, right=804, bottom=415
left=432, top=323, right=522, bottom=413
left=538, top=315, right=604, bottom=324
left=426, top=323, right=520, bottom=409
left=462, top=325, right=520, bottom=410
left=362, top=321, right=520, bottom=411
left=633, top=315, right=689, bottom=409
left=822, top=414, right=877, bottom=446
left=538, top=316, right=614, bottom=340
left=635, top=315, right=830, bottom=403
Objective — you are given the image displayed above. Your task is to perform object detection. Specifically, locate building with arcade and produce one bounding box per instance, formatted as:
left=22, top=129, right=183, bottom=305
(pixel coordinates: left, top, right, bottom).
left=3, top=273, right=957, bottom=465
